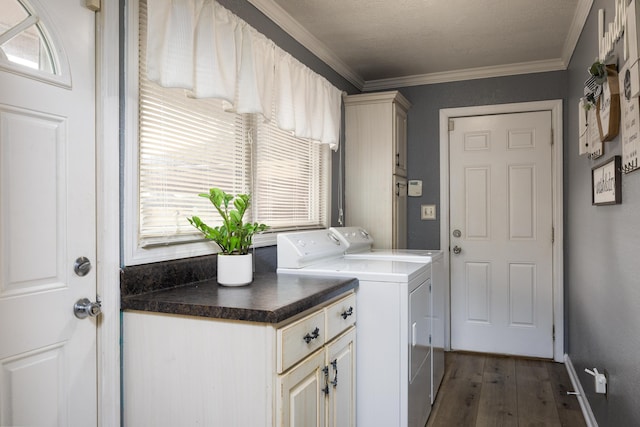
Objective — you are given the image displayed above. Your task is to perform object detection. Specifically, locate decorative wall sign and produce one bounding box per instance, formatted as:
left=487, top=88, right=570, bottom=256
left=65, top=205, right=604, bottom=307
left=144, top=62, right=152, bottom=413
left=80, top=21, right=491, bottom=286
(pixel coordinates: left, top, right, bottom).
left=596, top=65, right=621, bottom=142
left=619, top=60, right=640, bottom=173
left=588, top=106, right=604, bottom=159
left=598, top=0, right=626, bottom=61
left=592, top=156, right=622, bottom=205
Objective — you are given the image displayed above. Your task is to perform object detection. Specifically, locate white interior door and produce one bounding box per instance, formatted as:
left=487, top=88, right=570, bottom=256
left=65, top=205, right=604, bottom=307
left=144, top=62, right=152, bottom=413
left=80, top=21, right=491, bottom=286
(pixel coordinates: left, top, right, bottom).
left=0, top=1, right=97, bottom=425
left=449, top=111, right=554, bottom=358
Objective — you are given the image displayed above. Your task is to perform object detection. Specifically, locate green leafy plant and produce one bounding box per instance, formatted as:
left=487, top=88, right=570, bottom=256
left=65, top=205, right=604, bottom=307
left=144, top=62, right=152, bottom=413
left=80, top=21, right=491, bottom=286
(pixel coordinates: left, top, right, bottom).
left=589, top=60, right=607, bottom=85
left=187, top=188, right=268, bottom=255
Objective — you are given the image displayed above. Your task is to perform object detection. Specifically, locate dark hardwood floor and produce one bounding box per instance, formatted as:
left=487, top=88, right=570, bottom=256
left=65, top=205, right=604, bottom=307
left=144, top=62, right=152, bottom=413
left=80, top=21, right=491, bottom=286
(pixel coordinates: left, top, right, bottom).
left=426, top=352, right=587, bottom=427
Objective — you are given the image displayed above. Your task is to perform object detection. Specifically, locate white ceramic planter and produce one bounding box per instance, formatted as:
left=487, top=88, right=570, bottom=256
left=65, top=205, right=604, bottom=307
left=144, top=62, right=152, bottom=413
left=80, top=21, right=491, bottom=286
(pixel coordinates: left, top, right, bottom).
left=216, top=253, right=253, bottom=286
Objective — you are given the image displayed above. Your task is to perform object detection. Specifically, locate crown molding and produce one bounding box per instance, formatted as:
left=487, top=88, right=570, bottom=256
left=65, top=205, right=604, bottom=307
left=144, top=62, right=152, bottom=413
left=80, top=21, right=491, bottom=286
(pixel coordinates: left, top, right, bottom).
left=247, top=0, right=590, bottom=92
left=362, top=59, right=567, bottom=91
left=562, top=0, right=594, bottom=65
left=247, top=0, right=365, bottom=90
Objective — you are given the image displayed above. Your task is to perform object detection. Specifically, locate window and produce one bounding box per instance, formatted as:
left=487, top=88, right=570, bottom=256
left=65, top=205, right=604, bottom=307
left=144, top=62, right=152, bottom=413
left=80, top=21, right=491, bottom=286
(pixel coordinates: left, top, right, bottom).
left=125, top=0, right=330, bottom=264
left=0, top=0, right=70, bottom=86
left=253, top=113, right=329, bottom=230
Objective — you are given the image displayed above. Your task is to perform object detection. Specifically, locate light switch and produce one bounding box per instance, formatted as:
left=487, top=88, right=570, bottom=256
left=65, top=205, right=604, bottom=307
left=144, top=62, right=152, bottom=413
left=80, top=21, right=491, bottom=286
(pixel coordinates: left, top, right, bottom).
left=421, top=204, right=436, bottom=220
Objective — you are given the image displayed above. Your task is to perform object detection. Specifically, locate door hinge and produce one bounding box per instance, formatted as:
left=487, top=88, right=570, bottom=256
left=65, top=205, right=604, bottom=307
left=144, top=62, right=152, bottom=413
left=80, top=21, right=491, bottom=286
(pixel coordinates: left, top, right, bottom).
left=552, top=325, right=556, bottom=341
left=551, top=128, right=554, bottom=145
left=448, top=119, right=455, bottom=131
left=85, top=0, right=101, bottom=12
left=429, top=334, right=432, bottom=344
left=552, top=227, right=555, bottom=243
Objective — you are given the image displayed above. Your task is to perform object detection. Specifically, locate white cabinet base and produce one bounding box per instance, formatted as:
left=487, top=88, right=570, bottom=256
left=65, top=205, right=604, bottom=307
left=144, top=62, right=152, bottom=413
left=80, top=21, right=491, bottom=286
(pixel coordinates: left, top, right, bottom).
left=123, top=292, right=356, bottom=427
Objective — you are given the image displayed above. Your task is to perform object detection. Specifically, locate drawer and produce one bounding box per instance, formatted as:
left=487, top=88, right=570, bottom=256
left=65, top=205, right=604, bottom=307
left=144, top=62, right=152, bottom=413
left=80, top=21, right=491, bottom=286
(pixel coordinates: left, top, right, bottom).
left=277, top=309, right=325, bottom=373
left=325, top=293, right=356, bottom=342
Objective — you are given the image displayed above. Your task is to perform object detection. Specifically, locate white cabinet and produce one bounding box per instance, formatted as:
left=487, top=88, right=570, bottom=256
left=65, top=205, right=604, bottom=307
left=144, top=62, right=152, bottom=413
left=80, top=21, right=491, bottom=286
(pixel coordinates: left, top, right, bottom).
left=123, top=292, right=356, bottom=427
left=344, top=90, right=411, bottom=248
left=279, top=327, right=355, bottom=427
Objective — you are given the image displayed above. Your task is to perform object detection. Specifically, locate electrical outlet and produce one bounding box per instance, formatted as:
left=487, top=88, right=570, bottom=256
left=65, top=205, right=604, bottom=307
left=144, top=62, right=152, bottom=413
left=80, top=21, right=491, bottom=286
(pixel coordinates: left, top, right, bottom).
left=421, top=204, right=436, bottom=220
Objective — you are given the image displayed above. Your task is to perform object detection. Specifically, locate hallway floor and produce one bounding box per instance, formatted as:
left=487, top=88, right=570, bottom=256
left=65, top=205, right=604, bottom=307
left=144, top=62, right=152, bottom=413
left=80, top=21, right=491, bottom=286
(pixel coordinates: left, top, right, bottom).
left=426, top=352, right=587, bottom=427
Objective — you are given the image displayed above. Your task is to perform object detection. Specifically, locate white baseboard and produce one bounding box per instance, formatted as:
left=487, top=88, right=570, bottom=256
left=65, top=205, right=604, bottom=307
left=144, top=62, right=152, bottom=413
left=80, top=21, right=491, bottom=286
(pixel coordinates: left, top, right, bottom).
left=564, top=354, right=598, bottom=427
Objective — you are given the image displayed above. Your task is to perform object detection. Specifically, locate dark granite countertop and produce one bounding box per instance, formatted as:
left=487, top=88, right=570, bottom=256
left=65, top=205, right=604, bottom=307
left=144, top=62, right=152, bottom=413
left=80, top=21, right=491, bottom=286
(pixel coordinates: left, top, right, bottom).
left=121, top=272, right=358, bottom=324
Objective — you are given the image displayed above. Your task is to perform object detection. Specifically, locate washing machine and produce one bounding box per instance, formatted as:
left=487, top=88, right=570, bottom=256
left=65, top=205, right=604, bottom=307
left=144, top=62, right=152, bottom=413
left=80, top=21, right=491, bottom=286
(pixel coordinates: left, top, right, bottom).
left=277, top=229, right=432, bottom=427
left=330, top=226, right=445, bottom=405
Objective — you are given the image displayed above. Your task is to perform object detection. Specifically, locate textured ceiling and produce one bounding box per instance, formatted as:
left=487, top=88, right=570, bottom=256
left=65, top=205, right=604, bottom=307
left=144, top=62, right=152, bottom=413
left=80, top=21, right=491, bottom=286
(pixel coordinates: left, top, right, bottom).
left=250, top=0, right=590, bottom=90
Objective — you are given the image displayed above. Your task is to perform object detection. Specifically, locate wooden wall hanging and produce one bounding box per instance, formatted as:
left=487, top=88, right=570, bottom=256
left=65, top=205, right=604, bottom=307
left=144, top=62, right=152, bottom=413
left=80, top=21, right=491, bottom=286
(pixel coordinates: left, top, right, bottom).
left=596, top=64, right=621, bottom=142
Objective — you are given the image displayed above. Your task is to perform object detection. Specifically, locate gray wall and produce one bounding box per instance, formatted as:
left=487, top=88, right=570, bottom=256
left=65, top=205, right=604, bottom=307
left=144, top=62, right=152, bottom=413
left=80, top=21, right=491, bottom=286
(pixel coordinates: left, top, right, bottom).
left=398, top=72, right=568, bottom=249
left=564, top=1, right=640, bottom=424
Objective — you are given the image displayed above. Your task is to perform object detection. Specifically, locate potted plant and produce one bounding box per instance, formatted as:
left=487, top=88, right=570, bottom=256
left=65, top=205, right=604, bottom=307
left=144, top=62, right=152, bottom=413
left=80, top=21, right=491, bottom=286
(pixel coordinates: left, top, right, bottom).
left=188, top=188, right=268, bottom=286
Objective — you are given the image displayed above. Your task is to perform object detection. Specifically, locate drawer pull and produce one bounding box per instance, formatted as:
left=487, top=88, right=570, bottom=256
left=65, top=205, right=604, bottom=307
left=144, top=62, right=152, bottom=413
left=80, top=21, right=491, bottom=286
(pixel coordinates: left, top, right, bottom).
left=340, top=307, right=354, bottom=319
left=330, top=359, right=338, bottom=387
left=303, top=327, right=320, bottom=344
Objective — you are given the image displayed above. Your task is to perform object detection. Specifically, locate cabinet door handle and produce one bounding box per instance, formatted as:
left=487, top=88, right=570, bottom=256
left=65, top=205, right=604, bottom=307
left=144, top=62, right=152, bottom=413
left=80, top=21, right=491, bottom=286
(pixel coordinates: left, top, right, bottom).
left=303, top=327, right=320, bottom=344
left=330, top=359, right=338, bottom=388
left=322, top=366, right=330, bottom=395
left=340, top=306, right=354, bottom=319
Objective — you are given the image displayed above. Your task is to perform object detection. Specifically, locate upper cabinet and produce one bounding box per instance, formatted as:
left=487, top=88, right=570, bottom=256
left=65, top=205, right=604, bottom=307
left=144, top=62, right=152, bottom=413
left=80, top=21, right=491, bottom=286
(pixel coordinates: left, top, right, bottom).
left=344, top=91, right=411, bottom=178
left=344, top=91, right=411, bottom=248
left=394, top=101, right=408, bottom=176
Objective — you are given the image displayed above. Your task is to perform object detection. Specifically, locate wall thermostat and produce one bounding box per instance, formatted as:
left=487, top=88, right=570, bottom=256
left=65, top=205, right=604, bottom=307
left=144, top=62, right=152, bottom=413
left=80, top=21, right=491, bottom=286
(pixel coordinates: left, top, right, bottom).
left=408, top=180, right=422, bottom=197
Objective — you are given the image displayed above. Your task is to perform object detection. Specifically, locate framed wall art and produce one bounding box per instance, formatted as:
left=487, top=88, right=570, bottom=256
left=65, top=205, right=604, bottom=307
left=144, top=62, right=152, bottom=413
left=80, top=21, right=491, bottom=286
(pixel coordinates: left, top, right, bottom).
left=592, top=155, right=622, bottom=205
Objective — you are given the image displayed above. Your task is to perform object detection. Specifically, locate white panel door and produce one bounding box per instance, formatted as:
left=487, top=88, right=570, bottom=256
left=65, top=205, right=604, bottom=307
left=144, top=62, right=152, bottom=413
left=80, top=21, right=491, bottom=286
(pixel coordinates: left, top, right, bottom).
left=0, top=1, right=97, bottom=426
left=449, top=111, right=553, bottom=358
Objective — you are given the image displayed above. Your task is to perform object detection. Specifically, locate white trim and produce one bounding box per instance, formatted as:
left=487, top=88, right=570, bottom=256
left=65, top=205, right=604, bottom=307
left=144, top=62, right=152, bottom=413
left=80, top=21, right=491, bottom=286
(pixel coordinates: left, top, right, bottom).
left=565, top=354, right=599, bottom=427
left=439, top=100, right=564, bottom=362
left=363, top=59, right=567, bottom=91
left=561, top=0, right=594, bottom=66
left=96, top=0, right=121, bottom=425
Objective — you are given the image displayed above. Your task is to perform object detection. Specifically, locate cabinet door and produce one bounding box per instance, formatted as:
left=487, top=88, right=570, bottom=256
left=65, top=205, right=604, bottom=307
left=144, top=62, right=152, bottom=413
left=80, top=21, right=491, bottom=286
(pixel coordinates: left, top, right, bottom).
left=394, top=104, right=408, bottom=176
left=393, top=175, right=408, bottom=248
left=279, top=350, right=326, bottom=427
left=326, top=328, right=356, bottom=427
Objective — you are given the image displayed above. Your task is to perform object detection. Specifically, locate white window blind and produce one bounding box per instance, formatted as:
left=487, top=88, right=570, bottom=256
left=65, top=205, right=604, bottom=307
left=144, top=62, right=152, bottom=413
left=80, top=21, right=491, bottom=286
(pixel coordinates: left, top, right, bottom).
left=253, top=116, right=329, bottom=230
left=134, top=0, right=329, bottom=252
left=138, top=0, right=250, bottom=246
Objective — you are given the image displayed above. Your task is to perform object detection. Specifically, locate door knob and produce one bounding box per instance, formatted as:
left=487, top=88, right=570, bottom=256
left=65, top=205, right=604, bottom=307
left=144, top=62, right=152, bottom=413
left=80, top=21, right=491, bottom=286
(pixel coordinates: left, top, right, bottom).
left=453, top=246, right=462, bottom=255
left=74, top=297, right=102, bottom=319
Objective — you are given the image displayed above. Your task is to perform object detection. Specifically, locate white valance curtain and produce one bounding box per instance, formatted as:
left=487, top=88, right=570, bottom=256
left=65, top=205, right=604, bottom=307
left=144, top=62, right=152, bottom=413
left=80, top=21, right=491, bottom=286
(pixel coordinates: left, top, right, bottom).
left=146, top=0, right=342, bottom=149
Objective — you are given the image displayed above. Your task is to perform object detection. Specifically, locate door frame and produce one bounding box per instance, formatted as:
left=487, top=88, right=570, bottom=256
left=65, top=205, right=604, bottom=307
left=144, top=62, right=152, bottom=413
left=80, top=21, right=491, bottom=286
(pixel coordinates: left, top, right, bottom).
left=96, top=1, right=120, bottom=425
left=439, top=100, right=564, bottom=362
